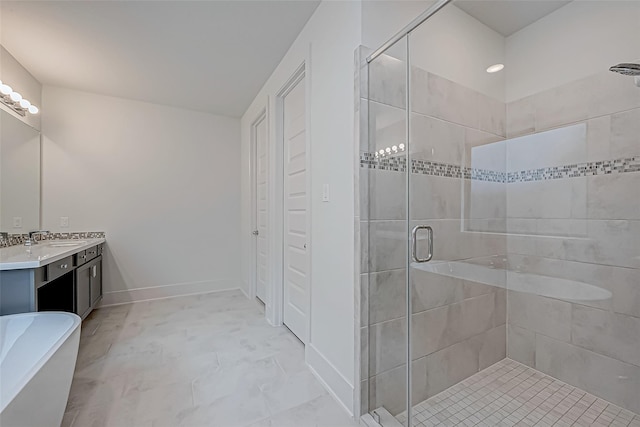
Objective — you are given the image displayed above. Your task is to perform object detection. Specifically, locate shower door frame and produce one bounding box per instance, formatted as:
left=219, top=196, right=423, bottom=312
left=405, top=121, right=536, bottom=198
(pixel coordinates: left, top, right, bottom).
left=365, top=1, right=454, bottom=425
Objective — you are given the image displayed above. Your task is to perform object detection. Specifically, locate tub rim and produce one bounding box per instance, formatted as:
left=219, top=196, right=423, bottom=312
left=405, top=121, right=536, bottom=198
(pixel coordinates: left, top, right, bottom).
left=0, top=311, right=81, bottom=412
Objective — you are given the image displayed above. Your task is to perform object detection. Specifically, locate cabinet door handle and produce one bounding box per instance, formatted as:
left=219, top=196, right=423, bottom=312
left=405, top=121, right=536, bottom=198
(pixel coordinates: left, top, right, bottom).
left=92, top=265, right=97, bottom=278
left=60, top=263, right=68, bottom=269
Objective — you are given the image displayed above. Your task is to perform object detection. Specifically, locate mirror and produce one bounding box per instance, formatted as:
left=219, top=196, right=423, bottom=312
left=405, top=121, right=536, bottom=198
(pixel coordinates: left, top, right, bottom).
left=0, top=108, right=41, bottom=234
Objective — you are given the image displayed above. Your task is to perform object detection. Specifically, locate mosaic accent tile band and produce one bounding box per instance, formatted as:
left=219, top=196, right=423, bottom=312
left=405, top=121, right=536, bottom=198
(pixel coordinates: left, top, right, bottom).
left=396, top=359, right=639, bottom=427
left=360, top=152, right=407, bottom=172
left=0, top=231, right=106, bottom=248
left=360, top=153, right=640, bottom=183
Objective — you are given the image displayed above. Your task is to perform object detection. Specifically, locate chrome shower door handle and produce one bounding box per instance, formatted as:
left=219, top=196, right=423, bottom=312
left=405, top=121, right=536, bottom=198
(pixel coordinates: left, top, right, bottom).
left=411, top=225, right=433, bottom=263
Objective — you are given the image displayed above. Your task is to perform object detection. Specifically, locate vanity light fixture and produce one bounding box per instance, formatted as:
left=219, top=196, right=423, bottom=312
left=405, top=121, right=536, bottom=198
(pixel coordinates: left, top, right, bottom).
left=0, top=79, right=39, bottom=116
left=486, top=63, right=504, bottom=73
left=374, top=143, right=406, bottom=158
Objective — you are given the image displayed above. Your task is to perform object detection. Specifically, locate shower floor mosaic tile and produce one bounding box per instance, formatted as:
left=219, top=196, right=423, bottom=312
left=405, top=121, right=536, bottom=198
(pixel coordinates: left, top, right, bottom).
left=396, top=359, right=639, bottom=427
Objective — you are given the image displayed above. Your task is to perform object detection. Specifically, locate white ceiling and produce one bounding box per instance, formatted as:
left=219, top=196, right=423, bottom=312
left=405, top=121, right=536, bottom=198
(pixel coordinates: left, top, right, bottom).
left=0, top=1, right=320, bottom=117
left=455, top=0, right=572, bottom=36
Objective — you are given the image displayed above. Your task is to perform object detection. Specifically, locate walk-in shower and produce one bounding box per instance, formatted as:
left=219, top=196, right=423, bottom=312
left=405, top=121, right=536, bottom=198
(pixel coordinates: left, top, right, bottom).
left=359, top=1, right=640, bottom=426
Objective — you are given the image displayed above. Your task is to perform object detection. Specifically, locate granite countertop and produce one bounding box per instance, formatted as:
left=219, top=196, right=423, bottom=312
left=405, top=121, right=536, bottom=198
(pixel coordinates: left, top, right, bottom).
left=0, top=238, right=106, bottom=270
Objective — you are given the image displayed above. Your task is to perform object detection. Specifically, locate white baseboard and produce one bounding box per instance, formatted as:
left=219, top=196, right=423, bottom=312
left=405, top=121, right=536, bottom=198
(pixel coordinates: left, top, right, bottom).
left=306, top=343, right=355, bottom=417
left=99, top=279, right=240, bottom=306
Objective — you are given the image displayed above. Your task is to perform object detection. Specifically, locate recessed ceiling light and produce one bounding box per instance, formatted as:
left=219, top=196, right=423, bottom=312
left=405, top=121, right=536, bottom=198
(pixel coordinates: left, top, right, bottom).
left=486, top=63, right=504, bottom=73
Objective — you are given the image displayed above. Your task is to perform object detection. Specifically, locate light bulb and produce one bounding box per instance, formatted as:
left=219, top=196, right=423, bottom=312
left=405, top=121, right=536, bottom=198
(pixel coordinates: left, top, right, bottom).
left=385, top=147, right=391, bottom=154
left=0, top=84, right=12, bottom=95
left=378, top=149, right=384, bottom=155
left=392, top=145, right=398, bottom=152
left=28, top=105, right=39, bottom=114
left=19, top=99, right=31, bottom=109
left=399, top=143, right=405, bottom=151
left=10, top=91, right=22, bottom=102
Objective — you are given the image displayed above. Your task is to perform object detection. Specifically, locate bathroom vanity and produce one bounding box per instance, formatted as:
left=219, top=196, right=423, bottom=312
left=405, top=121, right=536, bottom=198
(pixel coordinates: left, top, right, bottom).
left=0, top=239, right=105, bottom=318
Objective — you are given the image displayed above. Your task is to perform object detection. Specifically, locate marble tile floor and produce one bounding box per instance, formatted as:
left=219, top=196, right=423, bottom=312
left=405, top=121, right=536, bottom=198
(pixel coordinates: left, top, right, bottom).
left=396, top=359, right=639, bottom=427
left=62, top=290, right=358, bottom=427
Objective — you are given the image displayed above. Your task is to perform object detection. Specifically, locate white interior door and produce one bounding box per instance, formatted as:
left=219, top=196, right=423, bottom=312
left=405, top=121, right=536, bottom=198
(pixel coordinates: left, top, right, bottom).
left=282, top=76, right=308, bottom=343
left=254, top=115, right=268, bottom=303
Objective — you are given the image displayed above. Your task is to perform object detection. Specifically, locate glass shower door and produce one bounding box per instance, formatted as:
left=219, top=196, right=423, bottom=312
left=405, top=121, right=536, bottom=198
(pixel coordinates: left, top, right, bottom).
left=364, top=36, right=411, bottom=425
left=405, top=6, right=509, bottom=424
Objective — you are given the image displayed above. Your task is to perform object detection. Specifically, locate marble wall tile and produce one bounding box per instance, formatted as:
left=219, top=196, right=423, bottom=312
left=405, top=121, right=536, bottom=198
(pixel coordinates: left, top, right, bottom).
left=361, top=379, right=369, bottom=415
left=368, top=269, right=406, bottom=324
left=589, top=71, right=640, bottom=119
left=367, top=220, right=407, bottom=272
left=412, top=292, right=496, bottom=360
left=535, top=334, right=640, bottom=414
left=360, top=169, right=369, bottom=221
left=361, top=326, right=369, bottom=379
left=368, top=100, right=406, bottom=155
left=411, top=305, right=448, bottom=360
left=369, top=169, right=406, bottom=220
left=411, top=269, right=465, bottom=313
left=360, top=273, right=369, bottom=326
left=494, top=288, right=506, bottom=327
left=479, top=325, right=506, bottom=370
left=410, top=66, right=430, bottom=117
left=368, top=53, right=406, bottom=109
left=507, top=324, right=535, bottom=367
left=359, top=98, right=369, bottom=153
left=410, top=113, right=464, bottom=165
left=611, top=266, right=640, bottom=318
left=369, top=363, right=407, bottom=416
left=425, top=335, right=481, bottom=398
left=477, top=93, right=506, bottom=137
left=506, top=123, right=587, bottom=171
left=507, top=291, right=572, bottom=342
left=567, top=220, right=640, bottom=269
left=360, top=220, right=369, bottom=274
left=464, top=128, right=506, bottom=169
left=410, top=174, right=462, bottom=220
left=610, top=108, right=640, bottom=159
left=424, top=72, right=480, bottom=131
left=586, top=115, right=611, bottom=162
left=571, top=305, right=640, bottom=367
left=534, top=77, right=591, bottom=132
left=414, top=219, right=507, bottom=262
left=412, top=356, right=429, bottom=406
left=507, top=178, right=587, bottom=219
left=369, top=317, right=406, bottom=375
left=587, top=173, right=640, bottom=220
left=466, top=180, right=506, bottom=222
left=506, top=96, right=535, bottom=138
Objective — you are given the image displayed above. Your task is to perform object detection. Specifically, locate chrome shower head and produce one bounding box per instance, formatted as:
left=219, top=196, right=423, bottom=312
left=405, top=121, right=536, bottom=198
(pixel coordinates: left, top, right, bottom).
left=609, top=63, right=640, bottom=87
left=610, top=63, right=640, bottom=76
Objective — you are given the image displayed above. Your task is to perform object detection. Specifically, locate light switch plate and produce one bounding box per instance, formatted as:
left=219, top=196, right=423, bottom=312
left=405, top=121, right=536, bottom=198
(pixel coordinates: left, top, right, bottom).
left=60, top=217, right=69, bottom=228
left=13, top=217, right=22, bottom=228
left=322, top=184, right=330, bottom=202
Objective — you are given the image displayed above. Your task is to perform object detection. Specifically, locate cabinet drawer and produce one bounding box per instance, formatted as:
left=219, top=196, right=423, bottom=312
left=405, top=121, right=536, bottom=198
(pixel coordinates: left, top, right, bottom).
left=86, top=246, right=99, bottom=262
left=47, top=256, right=74, bottom=281
left=75, top=250, right=87, bottom=266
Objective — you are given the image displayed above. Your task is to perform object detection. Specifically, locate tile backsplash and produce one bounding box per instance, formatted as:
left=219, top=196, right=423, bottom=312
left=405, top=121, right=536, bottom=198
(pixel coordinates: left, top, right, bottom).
left=0, top=231, right=106, bottom=248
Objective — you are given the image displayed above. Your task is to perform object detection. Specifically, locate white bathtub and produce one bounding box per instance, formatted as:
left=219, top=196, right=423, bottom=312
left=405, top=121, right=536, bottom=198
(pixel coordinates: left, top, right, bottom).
left=0, top=312, right=81, bottom=427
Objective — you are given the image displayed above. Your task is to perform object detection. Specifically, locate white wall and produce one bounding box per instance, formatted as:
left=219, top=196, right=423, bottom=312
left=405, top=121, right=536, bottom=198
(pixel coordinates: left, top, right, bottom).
left=241, top=0, right=361, bottom=414
left=506, top=0, right=640, bottom=102
left=42, top=86, right=242, bottom=304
